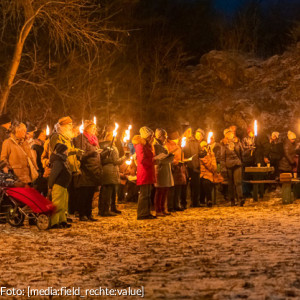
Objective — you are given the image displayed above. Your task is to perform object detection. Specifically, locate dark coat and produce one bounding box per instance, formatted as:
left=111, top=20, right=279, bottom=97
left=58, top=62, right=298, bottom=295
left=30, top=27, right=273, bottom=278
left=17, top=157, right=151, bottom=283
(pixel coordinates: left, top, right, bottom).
left=48, top=153, right=72, bottom=189
left=184, top=137, right=200, bottom=171
left=255, top=134, right=270, bottom=165
left=269, top=141, right=284, bottom=162
left=73, top=134, right=102, bottom=187
left=32, top=140, right=44, bottom=175
left=279, top=139, right=296, bottom=172
left=220, top=138, right=243, bottom=171
left=100, top=145, right=125, bottom=185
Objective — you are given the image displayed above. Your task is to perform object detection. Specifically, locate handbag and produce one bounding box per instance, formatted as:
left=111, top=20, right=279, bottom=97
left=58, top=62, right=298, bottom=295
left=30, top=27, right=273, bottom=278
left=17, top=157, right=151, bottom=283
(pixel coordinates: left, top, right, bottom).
left=10, top=137, right=39, bottom=182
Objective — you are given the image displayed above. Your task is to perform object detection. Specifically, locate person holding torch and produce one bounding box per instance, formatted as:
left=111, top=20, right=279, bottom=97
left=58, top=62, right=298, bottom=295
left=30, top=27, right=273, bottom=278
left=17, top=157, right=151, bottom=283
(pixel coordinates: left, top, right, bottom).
left=73, top=120, right=102, bottom=221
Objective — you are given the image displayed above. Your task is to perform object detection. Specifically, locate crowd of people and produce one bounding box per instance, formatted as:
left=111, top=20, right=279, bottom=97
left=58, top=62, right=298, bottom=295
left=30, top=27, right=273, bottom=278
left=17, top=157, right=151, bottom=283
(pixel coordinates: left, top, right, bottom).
left=0, top=113, right=299, bottom=228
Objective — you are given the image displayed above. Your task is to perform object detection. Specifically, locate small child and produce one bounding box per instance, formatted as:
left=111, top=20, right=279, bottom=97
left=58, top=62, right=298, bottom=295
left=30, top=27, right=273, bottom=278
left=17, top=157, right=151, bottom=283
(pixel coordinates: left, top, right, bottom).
left=48, top=143, right=72, bottom=229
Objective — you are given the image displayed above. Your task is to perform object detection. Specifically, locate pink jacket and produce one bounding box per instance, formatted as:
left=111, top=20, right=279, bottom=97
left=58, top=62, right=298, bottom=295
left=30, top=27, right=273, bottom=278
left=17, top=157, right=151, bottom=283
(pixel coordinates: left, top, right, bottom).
left=132, top=135, right=156, bottom=185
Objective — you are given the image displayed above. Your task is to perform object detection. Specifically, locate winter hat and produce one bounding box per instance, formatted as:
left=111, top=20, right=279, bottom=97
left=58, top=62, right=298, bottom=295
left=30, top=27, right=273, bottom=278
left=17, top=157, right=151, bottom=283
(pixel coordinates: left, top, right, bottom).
left=195, top=128, right=205, bottom=137
left=224, top=128, right=232, bottom=136
left=54, top=143, right=68, bottom=154
left=84, top=120, right=95, bottom=131
left=287, top=131, right=296, bottom=140
left=33, top=129, right=43, bottom=140
left=58, top=116, right=72, bottom=126
left=140, top=126, right=153, bottom=139
left=155, top=128, right=167, bottom=140
left=168, top=130, right=180, bottom=140
left=271, top=132, right=279, bottom=139
left=0, top=113, right=11, bottom=125
left=200, top=141, right=207, bottom=148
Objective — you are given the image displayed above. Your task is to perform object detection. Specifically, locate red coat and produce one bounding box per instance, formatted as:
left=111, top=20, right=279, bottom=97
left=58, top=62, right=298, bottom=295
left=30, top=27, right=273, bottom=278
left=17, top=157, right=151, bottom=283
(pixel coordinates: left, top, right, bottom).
left=132, top=135, right=156, bottom=186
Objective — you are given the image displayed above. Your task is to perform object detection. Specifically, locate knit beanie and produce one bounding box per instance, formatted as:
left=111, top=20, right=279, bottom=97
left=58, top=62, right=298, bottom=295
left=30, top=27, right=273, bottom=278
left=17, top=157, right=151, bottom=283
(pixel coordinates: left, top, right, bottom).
left=54, top=143, right=68, bottom=154
left=271, top=132, right=279, bottom=139
left=84, top=120, right=95, bottom=131
left=287, top=131, right=296, bottom=140
left=195, top=128, right=205, bottom=137
left=155, top=128, right=167, bottom=140
left=200, top=141, right=207, bottom=148
left=58, top=116, right=72, bottom=126
left=223, top=128, right=232, bottom=136
left=140, top=126, right=153, bottom=139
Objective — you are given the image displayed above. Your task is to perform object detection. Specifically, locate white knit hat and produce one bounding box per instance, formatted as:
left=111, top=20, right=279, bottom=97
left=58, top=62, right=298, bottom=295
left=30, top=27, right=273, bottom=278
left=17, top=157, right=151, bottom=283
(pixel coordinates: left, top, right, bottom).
left=140, top=126, right=153, bottom=139
left=271, top=132, right=279, bottom=139
left=288, top=131, right=296, bottom=140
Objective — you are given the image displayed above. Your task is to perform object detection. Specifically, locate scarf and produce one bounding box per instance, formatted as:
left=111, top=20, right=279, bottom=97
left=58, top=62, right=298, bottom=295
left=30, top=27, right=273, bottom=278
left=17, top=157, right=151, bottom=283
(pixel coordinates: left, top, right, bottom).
left=84, top=132, right=98, bottom=146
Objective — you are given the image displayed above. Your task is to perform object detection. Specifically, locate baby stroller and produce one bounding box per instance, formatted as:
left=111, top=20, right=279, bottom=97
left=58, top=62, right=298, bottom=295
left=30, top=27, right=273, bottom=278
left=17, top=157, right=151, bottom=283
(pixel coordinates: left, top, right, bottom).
left=0, top=187, right=55, bottom=230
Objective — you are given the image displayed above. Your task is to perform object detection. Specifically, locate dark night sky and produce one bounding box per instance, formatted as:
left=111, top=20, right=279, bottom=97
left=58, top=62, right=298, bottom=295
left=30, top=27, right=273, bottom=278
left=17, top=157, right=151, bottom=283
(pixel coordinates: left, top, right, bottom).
left=213, top=0, right=299, bottom=16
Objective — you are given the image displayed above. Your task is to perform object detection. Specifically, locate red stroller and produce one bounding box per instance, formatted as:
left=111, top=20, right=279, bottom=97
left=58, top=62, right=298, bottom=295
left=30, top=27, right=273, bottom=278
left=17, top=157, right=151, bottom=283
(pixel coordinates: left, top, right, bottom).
left=0, top=187, right=55, bottom=230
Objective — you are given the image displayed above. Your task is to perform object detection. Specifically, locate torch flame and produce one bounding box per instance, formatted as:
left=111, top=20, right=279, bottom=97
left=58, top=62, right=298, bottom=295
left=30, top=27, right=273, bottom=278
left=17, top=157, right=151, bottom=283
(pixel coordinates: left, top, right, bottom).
left=123, top=125, right=132, bottom=143
left=254, top=120, right=258, bottom=136
left=93, top=116, right=97, bottom=125
left=113, top=123, right=119, bottom=137
left=79, top=121, right=84, bottom=134
left=46, top=125, right=50, bottom=136
left=181, top=137, right=187, bottom=148
left=207, top=131, right=213, bottom=144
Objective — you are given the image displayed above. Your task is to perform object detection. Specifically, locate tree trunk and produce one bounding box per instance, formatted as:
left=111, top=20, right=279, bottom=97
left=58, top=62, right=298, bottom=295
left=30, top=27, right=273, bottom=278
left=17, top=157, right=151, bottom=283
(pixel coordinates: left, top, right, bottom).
left=0, top=0, right=35, bottom=114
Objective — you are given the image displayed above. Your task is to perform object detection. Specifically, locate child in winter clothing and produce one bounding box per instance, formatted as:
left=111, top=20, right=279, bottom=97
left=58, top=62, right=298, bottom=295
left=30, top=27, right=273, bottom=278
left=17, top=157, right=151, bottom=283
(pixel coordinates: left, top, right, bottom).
left=48, top=143, right=72, bottom=228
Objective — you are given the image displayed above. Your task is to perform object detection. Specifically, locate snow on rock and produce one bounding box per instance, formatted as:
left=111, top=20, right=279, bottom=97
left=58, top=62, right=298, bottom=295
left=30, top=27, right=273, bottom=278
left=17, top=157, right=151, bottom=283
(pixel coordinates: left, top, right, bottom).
left=174, top=44, right=300, bottom=135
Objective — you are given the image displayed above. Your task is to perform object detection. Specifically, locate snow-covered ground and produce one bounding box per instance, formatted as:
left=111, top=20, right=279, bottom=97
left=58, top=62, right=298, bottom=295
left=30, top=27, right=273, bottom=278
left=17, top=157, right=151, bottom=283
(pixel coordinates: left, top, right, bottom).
left=0, top=193, right=300, bottom=299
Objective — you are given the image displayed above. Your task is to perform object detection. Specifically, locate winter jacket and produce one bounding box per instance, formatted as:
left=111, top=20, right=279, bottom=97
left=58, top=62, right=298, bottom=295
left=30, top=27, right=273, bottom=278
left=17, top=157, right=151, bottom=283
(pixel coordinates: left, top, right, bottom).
left=255, top=134, right=270, bottom=165
left=32, top=139, right=45, bottom=175
left=100, top=145, right=125, bottom=185
left=200, top=151, right=217, bottom=182
left=132, top=135, right=155, bottom=186
left=279, top=139, right=296, bottom=172
left=50, top=133, right=81, bottom=174
left=269, top=141, right=284, bottom=162
left=48, top=153, right=72, bottom=189
left=165, top=139, right=187, bottom=185
left=73, top=134, right=102, bottom=187
left=183, top=137, right=200, bottom=171
left=220, top=137, right=243, bottom=171
left=153, top=139, right=174, bottom=188
left=1, top=136, right=38, bottom=183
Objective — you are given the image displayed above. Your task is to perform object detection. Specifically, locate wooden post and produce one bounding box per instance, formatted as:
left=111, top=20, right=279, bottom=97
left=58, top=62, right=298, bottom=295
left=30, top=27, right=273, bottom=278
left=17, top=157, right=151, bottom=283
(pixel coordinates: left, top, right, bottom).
left=282, top=182, right=293, bottom=204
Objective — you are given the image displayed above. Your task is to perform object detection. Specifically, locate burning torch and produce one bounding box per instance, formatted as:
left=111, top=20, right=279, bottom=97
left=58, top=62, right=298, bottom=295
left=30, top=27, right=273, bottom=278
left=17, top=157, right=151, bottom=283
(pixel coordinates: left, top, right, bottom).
left=181, top=137, right=186, bottom=161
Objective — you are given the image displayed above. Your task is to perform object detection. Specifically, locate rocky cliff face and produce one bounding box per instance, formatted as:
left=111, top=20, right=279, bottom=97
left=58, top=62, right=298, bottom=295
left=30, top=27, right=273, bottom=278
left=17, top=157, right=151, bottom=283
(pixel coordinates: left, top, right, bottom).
left=174, top=43, right=300, bottom=137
